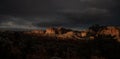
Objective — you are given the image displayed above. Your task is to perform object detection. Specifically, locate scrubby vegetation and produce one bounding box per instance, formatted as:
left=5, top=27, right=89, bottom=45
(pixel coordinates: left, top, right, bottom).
left=0, top=25, right=120, bottom=59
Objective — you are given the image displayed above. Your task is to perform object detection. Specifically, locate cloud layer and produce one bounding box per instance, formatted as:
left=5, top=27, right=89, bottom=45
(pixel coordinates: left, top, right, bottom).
left=0, top=0, right=120, bottom=30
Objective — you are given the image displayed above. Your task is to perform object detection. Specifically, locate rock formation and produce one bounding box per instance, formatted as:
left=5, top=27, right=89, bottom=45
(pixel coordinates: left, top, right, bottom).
left=22, top=26, right=120, bottom=41
left=62, top=31, right=75, bottom=39
left=45, top=27, right=57, bottom=36
left=57, top=27, right=72, bottom=34
left=80, top=31, right=87, bottom=38
left=98, top=26, right=120, bottom=41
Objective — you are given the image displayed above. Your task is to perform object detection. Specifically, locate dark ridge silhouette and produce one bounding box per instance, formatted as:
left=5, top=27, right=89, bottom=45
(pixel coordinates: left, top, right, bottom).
left=0, top=25, right=120, bottom=59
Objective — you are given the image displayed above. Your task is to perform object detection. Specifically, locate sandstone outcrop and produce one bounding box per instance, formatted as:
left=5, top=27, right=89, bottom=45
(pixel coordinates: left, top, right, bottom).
left=23, top=26, right=120, bottom=41
left=45, top=27, right=57, bottom=36
left=97, top=26, right=120, bottom=41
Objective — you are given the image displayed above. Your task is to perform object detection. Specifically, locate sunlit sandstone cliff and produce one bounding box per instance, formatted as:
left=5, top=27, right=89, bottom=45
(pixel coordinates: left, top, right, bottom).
left=24, top=27, right=88, bottom=39
left=23, top=25, right=120, bottom=41
left=97, top=26, right=120, bottom=41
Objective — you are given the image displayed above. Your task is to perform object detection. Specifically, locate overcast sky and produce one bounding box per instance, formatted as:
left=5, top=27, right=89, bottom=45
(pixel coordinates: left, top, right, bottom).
left=0, top=0, right=120, bottom=30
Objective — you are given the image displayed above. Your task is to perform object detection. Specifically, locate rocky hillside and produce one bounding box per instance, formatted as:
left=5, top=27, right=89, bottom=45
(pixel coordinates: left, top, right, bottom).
left=97, top=26, right=120, bottom=39
left=0, top=25, right=120, bottom=59
left=23, top=26, right=120, bottom=41
left=24, top=27, right=88, bottom=40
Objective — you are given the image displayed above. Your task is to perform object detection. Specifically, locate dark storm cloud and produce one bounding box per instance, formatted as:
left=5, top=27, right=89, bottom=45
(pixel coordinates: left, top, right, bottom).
left=0, top=0, right=120, bottom=29
left=0, top=0, right=58, bottom=14
left=56, top=0, right=120, bottom=25
left=0, top=15, right=72, bottom=29
left=0, top=0, right=118, bottom=14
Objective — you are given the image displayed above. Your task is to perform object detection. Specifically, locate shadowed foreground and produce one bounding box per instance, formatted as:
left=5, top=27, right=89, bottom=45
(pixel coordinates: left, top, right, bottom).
left=0, top=25, right=120, bottom=59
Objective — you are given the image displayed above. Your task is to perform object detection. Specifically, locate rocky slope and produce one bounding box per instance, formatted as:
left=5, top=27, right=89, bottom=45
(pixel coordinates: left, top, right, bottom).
left=97, top=26, right=120, bottom=41
left=24, top=27, right=88, bottom=40
left=23, top=25, right=120, bottom=41
left=0, top=25, right=120, bottom=59
left=0, top=25, right=120, bottom=41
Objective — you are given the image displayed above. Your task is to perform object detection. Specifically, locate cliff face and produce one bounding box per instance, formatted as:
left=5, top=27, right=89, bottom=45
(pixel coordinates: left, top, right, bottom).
left=23, top=27, right=82, bottom=39
left=98, top=26, right=120, bottom=39
left=45, top=27, right=57, bottom=36
left=57, top=27, right=72, bottom=34
left=23, top=26, right=120, bottom=41
left=58, top=31, right=75, bottom=39
left=1, top=26, right=120, bottom=59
